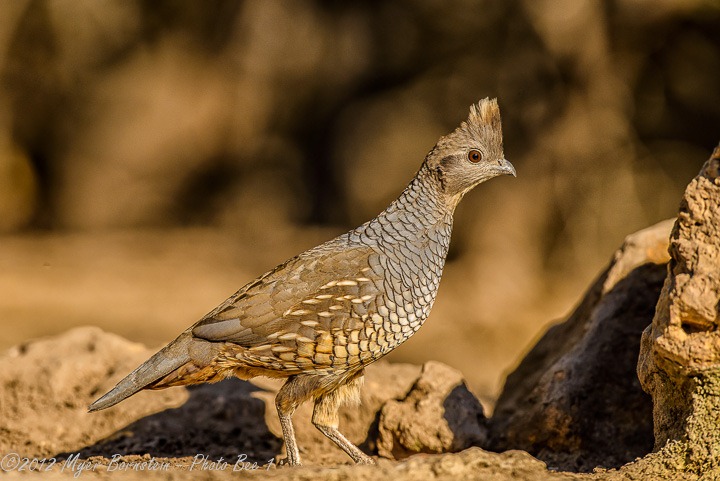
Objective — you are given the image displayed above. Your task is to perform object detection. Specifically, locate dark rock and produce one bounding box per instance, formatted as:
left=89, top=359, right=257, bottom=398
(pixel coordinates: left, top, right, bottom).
left=490, top=219, right=673, bottom=471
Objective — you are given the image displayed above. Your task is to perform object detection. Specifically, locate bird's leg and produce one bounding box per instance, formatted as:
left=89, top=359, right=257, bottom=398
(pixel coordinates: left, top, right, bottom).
left=275, top=377, right=305, bottom=466
left=312, top=374, right=375, bottom=465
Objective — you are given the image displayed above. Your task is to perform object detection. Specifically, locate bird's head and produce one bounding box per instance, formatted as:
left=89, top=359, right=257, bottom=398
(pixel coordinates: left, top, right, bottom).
left=424, top=98, right=515, bottom=204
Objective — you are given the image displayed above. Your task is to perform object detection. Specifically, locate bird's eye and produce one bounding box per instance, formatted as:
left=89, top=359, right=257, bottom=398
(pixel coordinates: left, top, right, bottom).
left=468, top=150, right=482, bottom=163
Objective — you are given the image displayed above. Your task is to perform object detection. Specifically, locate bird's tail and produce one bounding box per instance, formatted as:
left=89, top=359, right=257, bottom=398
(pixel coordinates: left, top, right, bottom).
left=88, top=332, right=193, bottom=412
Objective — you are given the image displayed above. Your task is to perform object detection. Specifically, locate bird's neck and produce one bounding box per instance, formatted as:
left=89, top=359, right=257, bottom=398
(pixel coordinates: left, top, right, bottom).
left=387, top=162, right=456, bottom=230
left=357, top=162, right=456, bottom=247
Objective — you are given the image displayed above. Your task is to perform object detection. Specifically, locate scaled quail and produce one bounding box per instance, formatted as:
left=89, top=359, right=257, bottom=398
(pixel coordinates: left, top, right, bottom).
left=89, top=98, right=516, bottom=466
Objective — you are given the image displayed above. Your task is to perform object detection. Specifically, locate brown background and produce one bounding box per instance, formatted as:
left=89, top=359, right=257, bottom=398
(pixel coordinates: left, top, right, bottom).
left=0, top=0, right=718, bottom=408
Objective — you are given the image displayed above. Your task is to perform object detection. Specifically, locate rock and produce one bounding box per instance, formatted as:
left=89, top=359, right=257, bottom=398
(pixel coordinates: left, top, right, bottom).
left=490, top=219, right=673, bottom=471
left=376, top=361, right=487, bottom=460
left=637, top=143, right=720, bottom=474
left=0, top=326, right=188, bottom=457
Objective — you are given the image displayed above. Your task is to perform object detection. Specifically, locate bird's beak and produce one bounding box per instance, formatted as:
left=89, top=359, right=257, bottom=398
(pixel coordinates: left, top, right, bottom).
left=498, top=158, right=516, bottom=177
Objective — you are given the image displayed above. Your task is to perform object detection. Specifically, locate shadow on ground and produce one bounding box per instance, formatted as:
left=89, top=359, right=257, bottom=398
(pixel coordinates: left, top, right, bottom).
left=60, top=379, right=282, bottom=463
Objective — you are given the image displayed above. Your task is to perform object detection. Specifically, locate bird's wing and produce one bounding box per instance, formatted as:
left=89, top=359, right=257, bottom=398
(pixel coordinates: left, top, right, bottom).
left=191, top=242, right=392, bottom=371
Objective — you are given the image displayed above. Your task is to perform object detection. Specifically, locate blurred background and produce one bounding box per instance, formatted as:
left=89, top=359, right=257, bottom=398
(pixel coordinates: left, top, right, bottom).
left=0, top=0, right=718, bottom=408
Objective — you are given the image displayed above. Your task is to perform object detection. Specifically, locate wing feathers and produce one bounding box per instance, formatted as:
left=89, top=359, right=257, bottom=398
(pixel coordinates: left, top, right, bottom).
left=192, top=245, right=382, bottom=349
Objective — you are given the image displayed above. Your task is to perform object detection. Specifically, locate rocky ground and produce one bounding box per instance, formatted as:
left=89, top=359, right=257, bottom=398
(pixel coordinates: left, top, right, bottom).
left=0, top=328, right=656, bottom=481
left=0, top=326, right=707, bottom=481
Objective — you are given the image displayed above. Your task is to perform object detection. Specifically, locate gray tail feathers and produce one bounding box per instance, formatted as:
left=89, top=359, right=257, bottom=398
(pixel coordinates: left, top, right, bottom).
left=88, top=333, right=192, bottom=412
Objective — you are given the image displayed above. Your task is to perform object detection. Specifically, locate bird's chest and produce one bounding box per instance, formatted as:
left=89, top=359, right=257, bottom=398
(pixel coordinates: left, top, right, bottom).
left=371, top=227, right=450, bottom=351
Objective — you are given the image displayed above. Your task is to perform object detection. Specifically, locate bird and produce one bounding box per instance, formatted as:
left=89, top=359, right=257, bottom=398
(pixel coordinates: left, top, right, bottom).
left=88, top=98, right=515, bottom=466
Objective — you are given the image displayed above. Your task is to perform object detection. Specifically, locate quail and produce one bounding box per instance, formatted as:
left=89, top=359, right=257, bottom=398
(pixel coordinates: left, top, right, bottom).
left=89, top=98, right=515, bottom=466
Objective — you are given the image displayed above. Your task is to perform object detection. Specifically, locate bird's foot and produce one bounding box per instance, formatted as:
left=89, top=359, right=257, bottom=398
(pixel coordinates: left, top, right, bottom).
left=354, top=454, right=376, bottom=465
left=276, top=455, right=302, bottom=468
